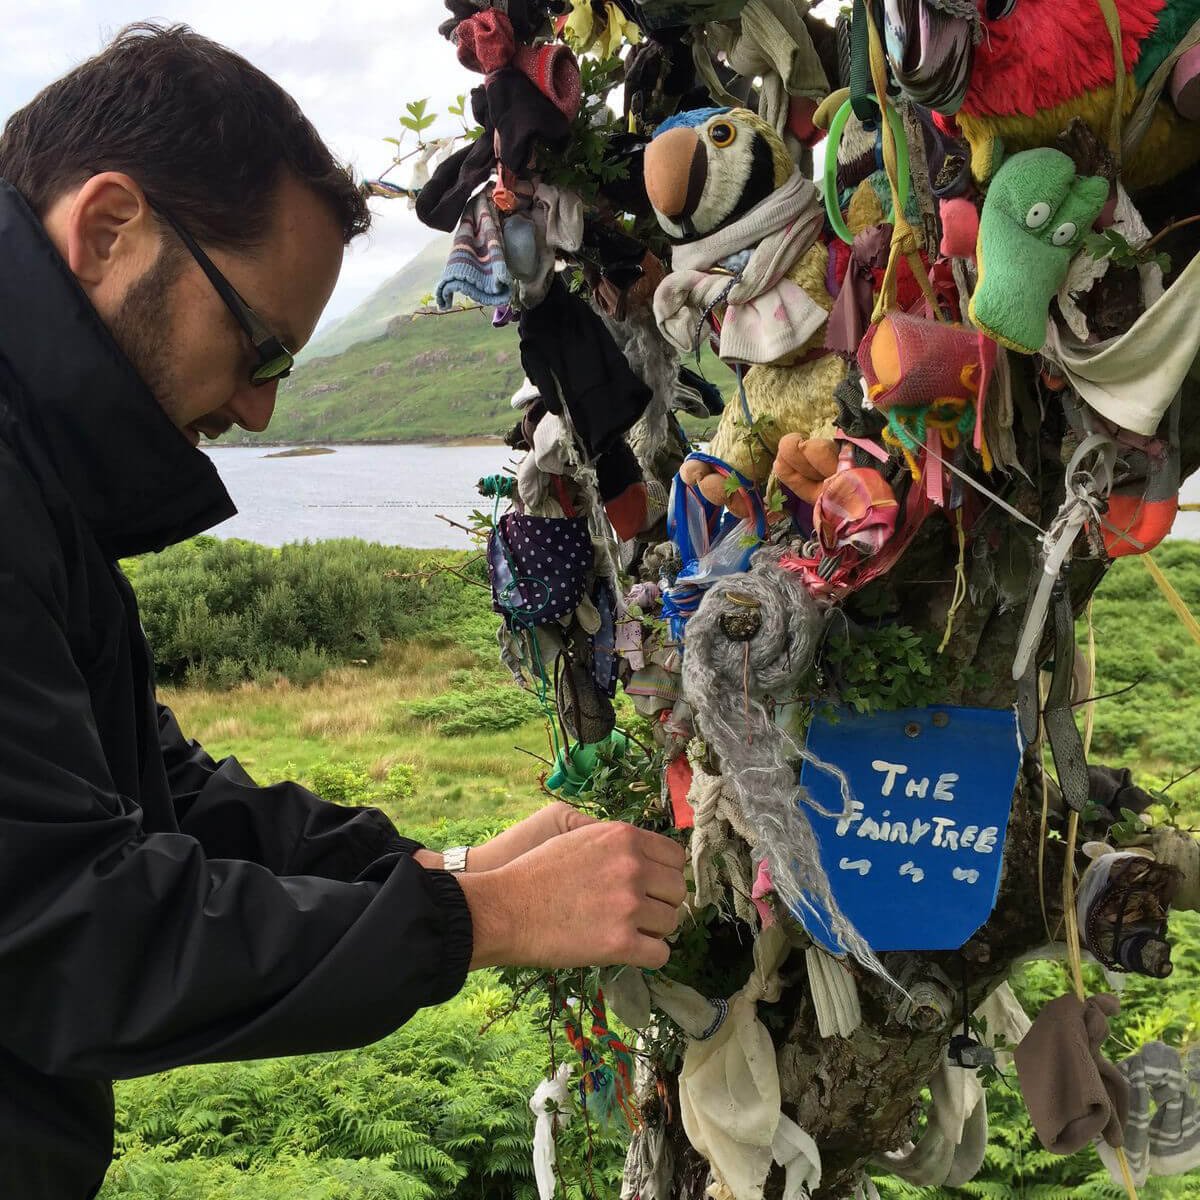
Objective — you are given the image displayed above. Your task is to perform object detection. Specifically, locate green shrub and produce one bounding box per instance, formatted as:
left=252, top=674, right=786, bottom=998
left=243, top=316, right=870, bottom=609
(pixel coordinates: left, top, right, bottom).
left=404, top=684, right=544, bottom=737
left=305, top=760, right=379, bottom=807
left=128, top=537, right=488, bottom=688
left=300, top=761, right=418, bottom=809
left=379, top=763, right=417, bottom=803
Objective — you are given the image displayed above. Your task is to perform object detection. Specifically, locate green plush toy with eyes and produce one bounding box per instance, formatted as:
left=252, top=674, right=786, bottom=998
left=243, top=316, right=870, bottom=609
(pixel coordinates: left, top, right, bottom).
left=969, top=148, right=1110, bottom=355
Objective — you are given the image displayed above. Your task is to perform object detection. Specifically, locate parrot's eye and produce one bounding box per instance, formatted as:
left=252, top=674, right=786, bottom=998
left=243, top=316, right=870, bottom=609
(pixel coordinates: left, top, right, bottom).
left=985, top=0, right=1017, bottom=17
left=709, top=121, right=737, bottom=148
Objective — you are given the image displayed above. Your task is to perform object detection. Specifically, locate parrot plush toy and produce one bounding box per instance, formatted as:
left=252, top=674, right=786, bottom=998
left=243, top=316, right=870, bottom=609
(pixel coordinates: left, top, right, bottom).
left=885, top=0, right=1200, bottom=188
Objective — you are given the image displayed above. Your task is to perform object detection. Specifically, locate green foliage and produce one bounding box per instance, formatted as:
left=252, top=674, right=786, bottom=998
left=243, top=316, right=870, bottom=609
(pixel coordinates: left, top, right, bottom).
left=128, top=537, right=486, bottom=688
left=100, top=978, right=628, bottom=1200
left=304, top=760, right=417, bottom=808
left=1081, top=545, right=1200, bottom=808
left=405, top=683, right=545, bottom=737
left=399, top=98, right=436, bottom=137
left=538, top=58, right=628, bottom=202
left=1083, top=227, right=1172, bottom=274
left=821, top=621, right=938, bottom=713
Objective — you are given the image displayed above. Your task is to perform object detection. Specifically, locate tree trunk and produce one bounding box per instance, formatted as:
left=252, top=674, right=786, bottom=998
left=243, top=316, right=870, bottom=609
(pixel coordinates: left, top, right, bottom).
left=655, top=335, right=1200, bottom=1199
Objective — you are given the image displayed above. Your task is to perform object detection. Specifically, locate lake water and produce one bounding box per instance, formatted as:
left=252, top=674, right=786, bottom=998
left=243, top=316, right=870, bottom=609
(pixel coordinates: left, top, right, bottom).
left=204, top=443, right=1200, bottom=549
left=204, top=444, right=514, bottom=550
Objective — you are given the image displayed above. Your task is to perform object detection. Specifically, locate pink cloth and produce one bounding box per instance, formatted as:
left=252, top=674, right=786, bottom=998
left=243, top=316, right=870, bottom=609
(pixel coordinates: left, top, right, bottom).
left=1170, top=44, right=1200, bottom=121
left=514, top=42, right=582, bottom=121
left=752, top=859, right=776, bottom=927
left=939, top=196, right=979, bottom=259
left=614, top=583, right=659, bottom=671
left=454, top=10, right=516, bottom=74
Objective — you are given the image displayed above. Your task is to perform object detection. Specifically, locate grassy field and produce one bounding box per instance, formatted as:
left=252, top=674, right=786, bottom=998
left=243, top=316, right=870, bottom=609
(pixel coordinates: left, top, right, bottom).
left=162, top=639, right=551, bottom=832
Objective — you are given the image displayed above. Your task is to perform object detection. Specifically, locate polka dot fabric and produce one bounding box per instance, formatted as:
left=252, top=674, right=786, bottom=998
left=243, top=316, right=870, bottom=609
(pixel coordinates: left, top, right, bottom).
left=487, top=512, right=592, bottom=627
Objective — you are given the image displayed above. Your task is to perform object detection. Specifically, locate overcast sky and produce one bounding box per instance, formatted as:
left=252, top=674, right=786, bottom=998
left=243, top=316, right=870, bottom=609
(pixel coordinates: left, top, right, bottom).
left=1, top=2, right=478, bottom=329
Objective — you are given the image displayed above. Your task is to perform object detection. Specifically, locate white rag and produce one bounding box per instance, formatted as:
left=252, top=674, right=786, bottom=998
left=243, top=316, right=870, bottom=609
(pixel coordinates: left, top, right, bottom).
left=679, top=926, right=822, bottom=1200
left=654, top=170, right=827, bottom=366
left=1045, top=248, right=1200, bottom=437
left=530, top=1064, right=573, bottom=1200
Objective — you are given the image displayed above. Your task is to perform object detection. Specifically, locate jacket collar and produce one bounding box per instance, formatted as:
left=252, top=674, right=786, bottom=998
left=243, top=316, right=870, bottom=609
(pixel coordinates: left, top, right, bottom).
left=0, top=180, right=236, bottom=560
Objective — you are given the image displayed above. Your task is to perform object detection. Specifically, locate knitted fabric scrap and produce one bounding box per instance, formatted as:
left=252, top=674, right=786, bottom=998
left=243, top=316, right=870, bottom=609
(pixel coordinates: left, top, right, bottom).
left=1014, top=993, right=1130, bottom=1155
left=654, top=169, right=827, bottom=365
left=1096, top=1041, right=1200, bottom=1187
left=685, top=743, right=760, bottom=927
left=436, top=194, right=512, bottom=310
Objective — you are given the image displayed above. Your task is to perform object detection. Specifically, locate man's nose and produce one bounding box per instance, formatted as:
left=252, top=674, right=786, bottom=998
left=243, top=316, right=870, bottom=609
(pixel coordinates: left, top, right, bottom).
left=227, top=381, right=278, bottom=433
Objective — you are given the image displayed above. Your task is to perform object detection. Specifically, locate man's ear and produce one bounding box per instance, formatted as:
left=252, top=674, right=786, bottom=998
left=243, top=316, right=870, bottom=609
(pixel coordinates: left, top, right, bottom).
left=51, top=172, right=158, bottom=292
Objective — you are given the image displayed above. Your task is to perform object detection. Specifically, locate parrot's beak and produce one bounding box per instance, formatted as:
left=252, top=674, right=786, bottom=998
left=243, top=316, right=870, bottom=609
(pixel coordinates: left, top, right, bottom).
left=644, top=126, right=708, bottom=223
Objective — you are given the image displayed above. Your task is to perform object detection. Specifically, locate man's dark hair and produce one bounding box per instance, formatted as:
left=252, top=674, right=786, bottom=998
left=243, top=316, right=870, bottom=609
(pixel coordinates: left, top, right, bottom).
left=0, top=23, right=371, bottom=249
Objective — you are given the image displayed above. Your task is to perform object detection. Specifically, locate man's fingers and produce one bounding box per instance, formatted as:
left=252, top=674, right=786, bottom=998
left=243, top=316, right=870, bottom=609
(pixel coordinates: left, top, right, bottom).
left=628, top=934, right=671, bottom=970
left=637, top=828, right=687, bottom=870
left=644, top=862, right=688, bottom=908
left=637, top=897, right=682, bottom=938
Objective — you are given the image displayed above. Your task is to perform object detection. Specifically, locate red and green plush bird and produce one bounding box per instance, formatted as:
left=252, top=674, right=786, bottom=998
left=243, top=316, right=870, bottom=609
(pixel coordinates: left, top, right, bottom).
left=886, top=0, right=1200, bottom=188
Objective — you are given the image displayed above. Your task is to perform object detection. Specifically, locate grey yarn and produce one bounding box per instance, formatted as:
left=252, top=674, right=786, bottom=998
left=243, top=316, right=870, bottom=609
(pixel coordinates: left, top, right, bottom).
left=682, top=565, right=894, bottom=983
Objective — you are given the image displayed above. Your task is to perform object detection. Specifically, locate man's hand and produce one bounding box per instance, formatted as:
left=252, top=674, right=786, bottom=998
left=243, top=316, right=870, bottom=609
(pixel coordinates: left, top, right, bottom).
left=457, top=822, right=687, bottom=970
left=467, top=801, right=598, bottom=872
left=412, top=801, right=597, bottom=873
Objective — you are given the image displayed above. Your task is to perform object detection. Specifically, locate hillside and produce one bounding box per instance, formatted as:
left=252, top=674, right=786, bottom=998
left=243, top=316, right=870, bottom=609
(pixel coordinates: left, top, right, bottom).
left=241, top=309, right=526, bottom=443
left=301, top=235, right=451, bottom=360
left=235, top=304, right=731, bottom=445
left=230, top=234, right=734, bottom=443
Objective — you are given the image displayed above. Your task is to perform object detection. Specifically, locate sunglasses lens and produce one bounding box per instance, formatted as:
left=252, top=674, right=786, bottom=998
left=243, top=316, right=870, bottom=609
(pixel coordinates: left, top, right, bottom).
left=251, top=351, right=293, bottom=386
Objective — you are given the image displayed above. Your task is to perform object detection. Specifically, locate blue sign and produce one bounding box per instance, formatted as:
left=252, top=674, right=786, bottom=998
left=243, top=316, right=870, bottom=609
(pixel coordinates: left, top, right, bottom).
left=796, top=706, right=1021, bottom=952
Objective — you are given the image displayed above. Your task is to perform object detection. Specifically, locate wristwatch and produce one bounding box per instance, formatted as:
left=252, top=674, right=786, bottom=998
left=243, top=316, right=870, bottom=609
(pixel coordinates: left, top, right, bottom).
left=442, top=845, right=470, bottom=874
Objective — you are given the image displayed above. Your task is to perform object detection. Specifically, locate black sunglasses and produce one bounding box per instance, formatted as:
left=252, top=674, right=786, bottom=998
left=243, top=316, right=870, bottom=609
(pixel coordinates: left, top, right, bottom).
left=155, top=209, right=294, bottom=386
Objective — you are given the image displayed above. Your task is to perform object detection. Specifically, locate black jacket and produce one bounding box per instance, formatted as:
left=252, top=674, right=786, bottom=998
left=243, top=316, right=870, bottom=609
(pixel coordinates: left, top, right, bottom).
left=0, top=182, right=473, bottom=1198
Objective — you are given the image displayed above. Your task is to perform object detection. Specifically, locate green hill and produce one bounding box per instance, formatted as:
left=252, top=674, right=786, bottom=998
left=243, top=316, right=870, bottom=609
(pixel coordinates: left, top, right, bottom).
left=301, top=236, right=451, bottom=361
left=241, top=308, right=526, bottom=443
left=233, top=238, right=731, bottom=445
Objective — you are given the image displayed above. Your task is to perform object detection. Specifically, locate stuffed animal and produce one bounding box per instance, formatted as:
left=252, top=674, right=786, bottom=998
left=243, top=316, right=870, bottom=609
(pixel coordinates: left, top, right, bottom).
left=645, top=107, right=845, bottom=491
left=969, top=148, right=1110, bottom=354
left=887, top=0, right=1200, bottom=189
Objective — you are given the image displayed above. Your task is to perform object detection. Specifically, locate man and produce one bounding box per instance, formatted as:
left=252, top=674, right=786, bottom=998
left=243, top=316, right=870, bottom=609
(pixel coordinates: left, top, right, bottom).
left=0, top=24, right=687, bottom=1198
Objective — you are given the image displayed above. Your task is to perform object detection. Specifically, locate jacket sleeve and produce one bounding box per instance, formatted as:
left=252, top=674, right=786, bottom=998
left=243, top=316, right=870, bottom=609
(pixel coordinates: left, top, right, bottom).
left=158, top=705, right=424, bottom=882
left=0, top=529, right=473, bottom=1081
